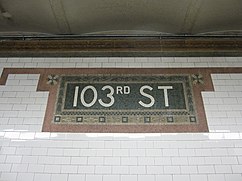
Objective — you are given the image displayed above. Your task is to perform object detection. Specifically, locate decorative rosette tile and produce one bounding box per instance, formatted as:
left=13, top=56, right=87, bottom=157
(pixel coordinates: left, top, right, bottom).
left=47, top=75, right=59, bottom=85
left=191, top=74, right=204, bottom=85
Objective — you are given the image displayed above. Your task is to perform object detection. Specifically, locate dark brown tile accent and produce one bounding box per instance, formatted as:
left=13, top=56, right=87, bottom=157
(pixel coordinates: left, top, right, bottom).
left=1, top=37, right=242, bottom=57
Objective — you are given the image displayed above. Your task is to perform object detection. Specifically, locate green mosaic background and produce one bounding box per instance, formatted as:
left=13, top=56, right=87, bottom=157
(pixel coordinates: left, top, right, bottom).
left=64, top=83, right=186, bottom=110
left=54, top=75, right=198, bottom=125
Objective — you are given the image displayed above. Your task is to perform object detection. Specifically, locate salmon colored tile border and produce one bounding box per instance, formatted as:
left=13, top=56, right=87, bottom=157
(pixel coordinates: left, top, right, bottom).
left=1, top=68, right=241, bottom=133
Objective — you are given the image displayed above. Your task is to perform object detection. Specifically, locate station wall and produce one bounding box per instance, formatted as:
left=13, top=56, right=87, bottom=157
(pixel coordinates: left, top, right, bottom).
left=0, top=57, right=242, bottom=181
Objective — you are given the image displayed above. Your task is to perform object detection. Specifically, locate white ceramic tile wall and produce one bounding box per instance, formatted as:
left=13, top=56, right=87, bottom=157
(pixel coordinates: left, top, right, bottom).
left=0, top=57, right=242, bottom=181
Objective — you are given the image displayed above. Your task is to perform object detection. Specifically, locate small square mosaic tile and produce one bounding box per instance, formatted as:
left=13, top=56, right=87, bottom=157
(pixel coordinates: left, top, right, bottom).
left=76, top=117, right=83, bottom=122
left=99, top=117, right=106, bottom=123
left=122, top=117, right=128, bottom=123
left=167, top=117, right=174, bottom=123
left=190, top=116, right=197, bottom=123
left=54, top=116, right=61, bottom=122
left=144, top=117, right=151, bottom=123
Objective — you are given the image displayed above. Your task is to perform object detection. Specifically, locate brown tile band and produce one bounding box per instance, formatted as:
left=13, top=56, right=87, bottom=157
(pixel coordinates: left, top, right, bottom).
left=0, top=37, right=242, bottom=57
left=0, top=68, right=241, bottom=133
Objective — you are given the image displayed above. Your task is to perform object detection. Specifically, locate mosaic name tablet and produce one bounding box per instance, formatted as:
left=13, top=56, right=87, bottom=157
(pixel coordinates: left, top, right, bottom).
left=1, top=68, right=215, bottom=132
left=54, top=75, right=197, bottom=125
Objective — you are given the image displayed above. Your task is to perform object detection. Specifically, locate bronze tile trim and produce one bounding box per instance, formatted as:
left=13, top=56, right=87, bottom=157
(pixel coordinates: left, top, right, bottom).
left=0, top=37, right=242, bottom=57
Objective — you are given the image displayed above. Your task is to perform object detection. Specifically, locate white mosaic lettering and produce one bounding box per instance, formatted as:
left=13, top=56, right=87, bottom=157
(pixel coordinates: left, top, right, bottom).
left=80, top=86, right=97, bottom=107
left=116, top=86, right=130, bottom=95
left=98, top=85, right=115, bottom=107
left=139, top=85, right=155, bottom=107
left=73, top=86, right=79, bottom=107
left=75, top=84, right=173, bottom=108
left=116, top=86, right=123, bottom=94
left=158, top=86, right=173, bottom=107
left=124, top=86, right=130, bottom=94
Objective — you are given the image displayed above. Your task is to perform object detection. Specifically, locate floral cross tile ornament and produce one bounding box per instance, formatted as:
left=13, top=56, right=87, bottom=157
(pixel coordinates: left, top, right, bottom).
left=47, top=75, right=59, bottom=85
left=191, top=74, right=204, bottom=85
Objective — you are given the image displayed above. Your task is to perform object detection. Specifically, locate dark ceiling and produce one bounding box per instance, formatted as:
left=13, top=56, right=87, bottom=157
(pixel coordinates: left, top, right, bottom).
left=0, top=0, right=242, bottom=36
left=1, top=0, right=242, bottom=57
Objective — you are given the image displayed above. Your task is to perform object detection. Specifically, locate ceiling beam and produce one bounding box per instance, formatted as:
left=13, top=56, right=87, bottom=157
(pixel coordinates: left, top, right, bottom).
left=181, top=0, right=203, bottom=34
left=49, top=0, right=71, bottom=34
